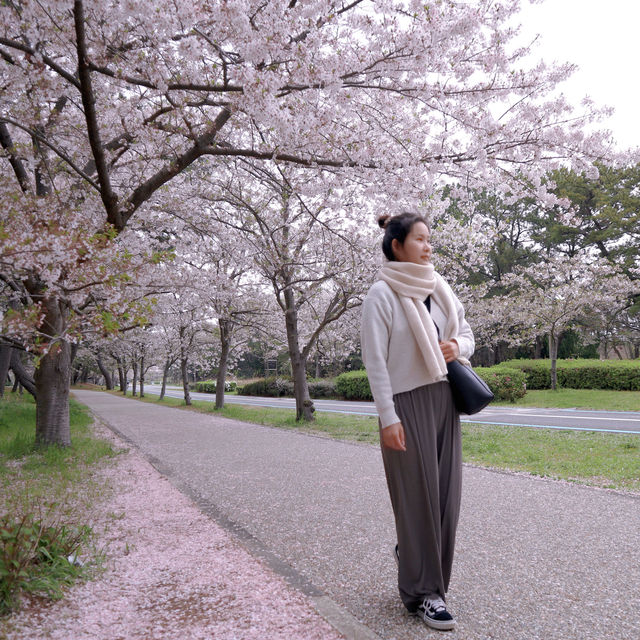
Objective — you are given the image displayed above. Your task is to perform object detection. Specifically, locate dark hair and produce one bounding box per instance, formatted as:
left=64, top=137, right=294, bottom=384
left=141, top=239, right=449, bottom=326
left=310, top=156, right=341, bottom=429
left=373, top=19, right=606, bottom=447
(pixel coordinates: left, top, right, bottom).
left=377, top=212, right=429, bottom=261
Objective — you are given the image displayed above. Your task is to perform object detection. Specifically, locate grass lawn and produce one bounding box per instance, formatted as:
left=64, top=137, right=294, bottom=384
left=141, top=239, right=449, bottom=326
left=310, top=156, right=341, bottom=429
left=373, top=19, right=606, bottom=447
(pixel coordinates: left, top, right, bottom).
left=494, top=388, right=640, bottom=412
left=0, top=393, right=121, bottom=614
left=106, top=389, right=640, bottom=493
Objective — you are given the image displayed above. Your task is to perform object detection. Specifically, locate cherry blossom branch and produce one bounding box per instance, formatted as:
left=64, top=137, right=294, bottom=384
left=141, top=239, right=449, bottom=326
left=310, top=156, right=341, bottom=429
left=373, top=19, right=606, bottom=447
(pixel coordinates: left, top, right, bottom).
left=74, top=0, right=120, bottom=226
left=0, top=122, right=31, bottom=193
left=86, top=61, right=243, bottom=93
left=125, top=106, right=232, bottom=225
left=0, top=116, right=100, bottom=190
left=0, top=37, right=80, bottom=89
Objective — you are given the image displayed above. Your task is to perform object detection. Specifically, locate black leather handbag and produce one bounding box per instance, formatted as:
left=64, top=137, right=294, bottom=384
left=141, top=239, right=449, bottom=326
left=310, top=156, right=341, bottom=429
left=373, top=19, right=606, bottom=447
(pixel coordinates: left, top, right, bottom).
left=446, top=359, right=494, bottom=415
left=425, top=296, right=494, bottom=415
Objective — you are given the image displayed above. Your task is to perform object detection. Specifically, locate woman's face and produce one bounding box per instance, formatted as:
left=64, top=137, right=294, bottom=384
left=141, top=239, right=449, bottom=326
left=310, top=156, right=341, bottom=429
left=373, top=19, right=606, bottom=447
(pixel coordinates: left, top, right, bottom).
left=392, top=221, right=432, bottom=265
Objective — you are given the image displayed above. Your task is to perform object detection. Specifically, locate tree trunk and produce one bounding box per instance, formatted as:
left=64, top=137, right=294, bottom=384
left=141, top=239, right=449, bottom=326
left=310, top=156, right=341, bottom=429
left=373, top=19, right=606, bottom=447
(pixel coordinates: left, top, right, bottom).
left=160, top=357, right=171, bottom=400
left=96, top=356, right=113, bottom=389
left=10, top=349, right=37, bottom=398
left=139, top=355, right=145, bottom=398
left=117, top=366, right=126, bottom=393
left=180, top=355, right=192, bottom=406
left=534, top=335, right=543, bottom=359
left=131, top=358, right=138, bottom=396
left=549, top=332, right=559, bottom=391
left=32, top=298, right=71, bottom=446
left=0, top=345, right=11, bottom=398
left=282, top=288, right=314, bottom=421
left=215, top=319, right=232, bottom=409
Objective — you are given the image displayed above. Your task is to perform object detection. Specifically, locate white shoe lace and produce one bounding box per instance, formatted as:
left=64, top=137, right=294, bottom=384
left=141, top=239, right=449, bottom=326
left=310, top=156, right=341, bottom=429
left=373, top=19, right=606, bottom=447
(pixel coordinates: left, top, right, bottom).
left=425, top=597, right=447, bottom=614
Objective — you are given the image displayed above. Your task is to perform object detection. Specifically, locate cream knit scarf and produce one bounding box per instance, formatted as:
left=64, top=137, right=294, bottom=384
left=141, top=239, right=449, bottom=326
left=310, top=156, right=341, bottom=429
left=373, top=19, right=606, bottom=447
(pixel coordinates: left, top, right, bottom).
left=378, top=261, right=465, bottom=379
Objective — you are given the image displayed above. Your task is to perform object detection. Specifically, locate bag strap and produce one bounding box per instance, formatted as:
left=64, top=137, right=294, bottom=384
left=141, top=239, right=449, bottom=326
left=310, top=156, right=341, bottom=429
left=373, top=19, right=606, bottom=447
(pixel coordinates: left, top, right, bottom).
left=424, top=295, right=441, bottom=340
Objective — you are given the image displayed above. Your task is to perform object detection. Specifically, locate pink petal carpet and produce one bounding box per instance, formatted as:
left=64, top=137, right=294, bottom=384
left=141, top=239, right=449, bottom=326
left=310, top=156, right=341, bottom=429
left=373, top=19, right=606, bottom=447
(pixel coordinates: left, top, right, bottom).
left=1, top=422, right=344, bottom=640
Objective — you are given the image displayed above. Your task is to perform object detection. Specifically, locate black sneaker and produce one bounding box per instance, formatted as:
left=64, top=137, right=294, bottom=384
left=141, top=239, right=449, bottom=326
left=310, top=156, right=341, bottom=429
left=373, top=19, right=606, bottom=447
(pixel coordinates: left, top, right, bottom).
left=392, top=544, right=399, bottom=567
left=413, top=596, right=456, bottom=631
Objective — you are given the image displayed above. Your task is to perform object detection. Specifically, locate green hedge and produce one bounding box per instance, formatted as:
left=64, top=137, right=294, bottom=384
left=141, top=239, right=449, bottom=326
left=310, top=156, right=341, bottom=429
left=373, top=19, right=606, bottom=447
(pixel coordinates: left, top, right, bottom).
left=498, top=359, right=640, bottom=391
left=336, top=367, right=526, bottom=403
left=237, top=378, right=339, bottom=398
left=474, top=367, right=527, bottom=402
left=238, top=377, right=294, bottom=397
left=194, top=380, right=237, bottom=393
left=335, top=370, right=373, bottom=401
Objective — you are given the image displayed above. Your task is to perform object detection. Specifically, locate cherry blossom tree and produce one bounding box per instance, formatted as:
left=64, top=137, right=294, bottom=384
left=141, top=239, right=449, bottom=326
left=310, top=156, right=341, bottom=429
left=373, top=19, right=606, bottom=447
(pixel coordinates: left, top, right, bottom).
left=503, top=254, right=637, bottom=388
left=1, top=0, right=617, bottom=443
left=197, top=158, right=377, bottom=420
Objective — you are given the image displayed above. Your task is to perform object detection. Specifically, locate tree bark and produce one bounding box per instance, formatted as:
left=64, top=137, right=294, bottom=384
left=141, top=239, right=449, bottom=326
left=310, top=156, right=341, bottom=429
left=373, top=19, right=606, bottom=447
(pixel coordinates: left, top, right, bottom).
left=10, top=349, right=37, bottom=398
left=0, top=345, right=11, bottom=398
left=549, top=331, right=559, bottom=391
left=282, top=288, right=314, bottom=421
left=30, top=296, right=72, bottom=446
left=160, top=357, right=171, bottom=400
left=180, top=355, right=192, bottom=406
left=139, top=355, right=145, bottom=398
left=96, top=356, right=113, bottom=389
left=131, top=358, right=138, bottom=396
left=215, top=319, right=232, bottom=409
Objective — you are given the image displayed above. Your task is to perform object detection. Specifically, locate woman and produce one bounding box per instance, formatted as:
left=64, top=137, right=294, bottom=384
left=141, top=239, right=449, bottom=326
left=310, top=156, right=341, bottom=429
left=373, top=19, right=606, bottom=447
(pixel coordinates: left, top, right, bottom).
left=360, top=212, right=474, bottom=631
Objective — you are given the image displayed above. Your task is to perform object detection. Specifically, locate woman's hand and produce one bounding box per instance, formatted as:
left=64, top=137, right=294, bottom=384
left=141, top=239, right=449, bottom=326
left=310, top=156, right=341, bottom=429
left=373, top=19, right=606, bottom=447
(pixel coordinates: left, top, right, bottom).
left=382, top=422, right=406, bottom=451
left=439, top=339, right=460, bottom=363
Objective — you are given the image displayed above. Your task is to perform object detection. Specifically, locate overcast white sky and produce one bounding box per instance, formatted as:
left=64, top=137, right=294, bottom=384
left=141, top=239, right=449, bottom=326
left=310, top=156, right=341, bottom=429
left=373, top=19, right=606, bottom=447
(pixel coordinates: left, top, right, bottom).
left=515, top=0, right=640, bottom=151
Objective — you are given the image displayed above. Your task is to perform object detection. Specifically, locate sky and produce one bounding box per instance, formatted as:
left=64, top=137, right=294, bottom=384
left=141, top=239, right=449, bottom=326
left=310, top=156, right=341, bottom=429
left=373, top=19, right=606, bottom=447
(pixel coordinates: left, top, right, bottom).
left=514, top=0, right=640, bottom=151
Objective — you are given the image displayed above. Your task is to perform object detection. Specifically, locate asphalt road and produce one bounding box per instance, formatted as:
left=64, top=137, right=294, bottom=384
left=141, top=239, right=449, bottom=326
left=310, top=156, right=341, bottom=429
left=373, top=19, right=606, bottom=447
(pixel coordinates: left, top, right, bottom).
left=144, top=384, right=640, bottom=435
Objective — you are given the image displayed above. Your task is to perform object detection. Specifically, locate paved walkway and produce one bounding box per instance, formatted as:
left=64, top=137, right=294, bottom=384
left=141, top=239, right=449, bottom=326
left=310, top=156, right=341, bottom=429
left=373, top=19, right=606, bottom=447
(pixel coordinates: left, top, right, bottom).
left=74, top=391, right=640, bottom=640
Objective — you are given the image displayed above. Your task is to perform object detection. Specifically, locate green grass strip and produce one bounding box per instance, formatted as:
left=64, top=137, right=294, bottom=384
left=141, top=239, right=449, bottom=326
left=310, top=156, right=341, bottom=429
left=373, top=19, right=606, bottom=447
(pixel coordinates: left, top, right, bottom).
left=494, top=388, right=640, bottom=411
left=0, top=393, right=120, bottom=614
left=107, top=390, right=640, bottom=493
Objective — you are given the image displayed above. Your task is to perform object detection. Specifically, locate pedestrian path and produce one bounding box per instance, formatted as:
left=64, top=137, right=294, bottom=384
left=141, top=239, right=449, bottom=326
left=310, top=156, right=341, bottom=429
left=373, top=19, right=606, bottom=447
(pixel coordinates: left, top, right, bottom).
left=74, top=391, right=640, bottom=640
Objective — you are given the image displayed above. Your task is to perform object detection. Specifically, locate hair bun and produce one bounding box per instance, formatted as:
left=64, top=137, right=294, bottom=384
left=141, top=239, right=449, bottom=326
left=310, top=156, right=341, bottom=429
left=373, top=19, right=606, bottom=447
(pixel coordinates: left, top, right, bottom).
left=377, top=214, right=390, bottom=229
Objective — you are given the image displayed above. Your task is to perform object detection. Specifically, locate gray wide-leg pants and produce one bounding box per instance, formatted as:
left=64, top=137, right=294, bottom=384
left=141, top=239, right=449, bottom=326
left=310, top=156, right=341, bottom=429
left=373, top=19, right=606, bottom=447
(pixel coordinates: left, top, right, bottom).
left=380, top=381, right=462, bottom=611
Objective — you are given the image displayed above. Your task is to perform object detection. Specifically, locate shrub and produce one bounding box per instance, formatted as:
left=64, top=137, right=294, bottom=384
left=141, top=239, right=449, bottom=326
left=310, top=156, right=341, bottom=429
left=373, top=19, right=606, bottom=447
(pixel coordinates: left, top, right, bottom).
left=474, top=367, right=527, bottom=402
left=335, top=370, right=373, bottom=400
left=307, top=379, right=338, bottom=398
left=194, top=380, right=237, bottom=393
left=238, top=377, right=294, bottom=397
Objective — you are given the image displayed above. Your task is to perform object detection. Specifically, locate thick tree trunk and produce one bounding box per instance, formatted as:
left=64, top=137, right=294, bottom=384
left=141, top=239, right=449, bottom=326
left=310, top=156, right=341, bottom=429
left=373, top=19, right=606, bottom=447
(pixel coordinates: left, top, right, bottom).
left=96, top=356, right=113, bottom=389
left=10, top=349, right=37, bottom=398
left=34, top=341, right=71, bottom=446
left=160, top=357, right=171, bottom=400
left=180, top=353, right=191, bottom=406
left=215, top=319, right=232, bottom=409
left=0, top=345, right=11, bottom=398
left=32, top=297, right=71, bottom=446
left=282, top=289, right=314, bottom=421
left=139, top=355, right=145, bottom=398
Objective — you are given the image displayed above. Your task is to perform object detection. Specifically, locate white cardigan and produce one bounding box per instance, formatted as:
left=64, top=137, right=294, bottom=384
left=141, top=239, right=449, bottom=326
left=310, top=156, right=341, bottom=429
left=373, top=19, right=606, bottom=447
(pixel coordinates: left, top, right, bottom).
left=360, top=278, right=475, bottom=428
